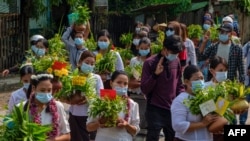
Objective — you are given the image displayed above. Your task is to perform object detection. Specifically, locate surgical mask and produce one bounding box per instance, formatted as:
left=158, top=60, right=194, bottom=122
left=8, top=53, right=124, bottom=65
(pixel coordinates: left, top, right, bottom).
left=31, top=45, right=45, bottom=56
left=80, top=63, right=94, bottom=74
left=115, top=86, right=128, bottom=96
left=166, top=30, right=175, bottom=37
left=135, top=27, right=141, bottom=33
left=203, top=24, right=211, bottom=30
left=191, top=80, right=205, bottom=92
left=219, top=34, right=229, bottom=42
left=23, top=83, right=30, bottom=90
left=215, top=71, right=227, bottom=82
left=166, top=53, right=178, bottom=61
left=35, top=92, right=53, bottom=104
left=133, top=39, right=140, bottom=46
left=139, top=49, right=150, bottom=56
left=98, top=41, right=109, bottom=50
left=74, top=38, right=84, bottom=46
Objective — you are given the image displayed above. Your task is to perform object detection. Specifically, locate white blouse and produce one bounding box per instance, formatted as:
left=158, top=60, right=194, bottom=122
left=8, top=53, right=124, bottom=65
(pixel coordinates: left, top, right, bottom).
left=171, top=92, right=213, bottom=141
left=87, top=98, right=140, bottom=141
left=8, top=88, right=27, bottom=114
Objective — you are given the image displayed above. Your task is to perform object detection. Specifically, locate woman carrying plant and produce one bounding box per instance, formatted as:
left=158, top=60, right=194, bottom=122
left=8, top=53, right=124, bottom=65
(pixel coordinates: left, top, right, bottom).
left=24, top=72, right=70, bottom=141
left=93, top=29, right=124, bottom=88
left=86, top=70, right=140, bottom=141
left=171, top=65, right=216, bottom=141
left=67, top=50, right=104, bottom=141
left=128, top=37, right=151, bottom=96
left=62, top=29, right=88, bottom=70
left=205, top=56, right=228, bottom=141
left=8, top=64, right=35, bottom=114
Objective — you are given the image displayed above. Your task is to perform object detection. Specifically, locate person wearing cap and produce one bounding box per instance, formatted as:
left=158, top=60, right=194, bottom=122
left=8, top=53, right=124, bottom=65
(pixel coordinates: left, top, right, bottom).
left=1, top=35, right=49, bottom=77
left=228, top=14, right=240, bottom=37
left=197, top=23, right=245, bottom=83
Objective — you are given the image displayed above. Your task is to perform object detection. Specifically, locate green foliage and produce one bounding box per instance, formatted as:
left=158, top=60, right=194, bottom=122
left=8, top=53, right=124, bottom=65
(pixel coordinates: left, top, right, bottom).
left=209, top=25, right=220, bottom=42
left=187, top=24, right=203, bottom=39
left=74, top=5, right=92, bottom=25
left=85, top=32, right=97, bottom=51
left=94, top=52, right=117, bottom=73
left=0, top=102, right=51, bottom=140
left=88, top=96, right=126, bottom=127
left=119, top=33, right=133, bottom=49
left=116, top=48, right=134, bottom=67
left=151, top=30, right=164, bottom=55
left=239, top=0, right=250, bottom=14
left=48, top=34, right=68, bottom=58
left=125, top=63, right=143, bottom=80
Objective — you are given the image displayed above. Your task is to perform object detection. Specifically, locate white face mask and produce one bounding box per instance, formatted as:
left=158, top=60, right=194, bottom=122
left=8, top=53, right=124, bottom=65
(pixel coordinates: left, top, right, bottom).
left=133, top=39, right=140, bottom=46
left=215, top=71, right=227, bottom=82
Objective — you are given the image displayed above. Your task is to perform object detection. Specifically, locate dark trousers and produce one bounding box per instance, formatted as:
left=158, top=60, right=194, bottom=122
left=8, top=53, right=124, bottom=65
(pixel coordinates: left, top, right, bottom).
left=69, top=113, right=94, bottom=141
left=146, top=104, right=175, bottom=141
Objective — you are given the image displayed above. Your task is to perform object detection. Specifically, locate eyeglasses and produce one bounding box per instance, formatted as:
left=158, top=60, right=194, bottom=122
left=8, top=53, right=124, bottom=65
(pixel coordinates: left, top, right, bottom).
left=166, top=27, right=174, bottom=31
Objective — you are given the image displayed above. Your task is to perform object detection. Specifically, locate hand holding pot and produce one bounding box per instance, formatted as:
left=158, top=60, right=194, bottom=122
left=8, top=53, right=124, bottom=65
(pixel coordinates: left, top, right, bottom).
left=116, top=118, right=128, bottom=128
left=202, top=114, right=217, bottom=126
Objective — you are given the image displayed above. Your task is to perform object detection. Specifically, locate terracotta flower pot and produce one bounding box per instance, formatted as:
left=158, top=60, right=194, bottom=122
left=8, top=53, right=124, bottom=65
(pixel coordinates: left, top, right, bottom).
left=207, top=116, right=228, bottom=133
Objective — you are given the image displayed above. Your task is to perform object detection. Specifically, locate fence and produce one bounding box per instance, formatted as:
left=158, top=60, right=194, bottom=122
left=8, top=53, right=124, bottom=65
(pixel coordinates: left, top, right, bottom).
left=0, top=13, right=27, bottom=71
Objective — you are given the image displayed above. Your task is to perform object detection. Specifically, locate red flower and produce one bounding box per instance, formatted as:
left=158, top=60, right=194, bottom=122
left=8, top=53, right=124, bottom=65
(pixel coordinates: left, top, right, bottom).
left=52, top=61, right=67, bottom=70
left=100, top=89, right=116, bottom=100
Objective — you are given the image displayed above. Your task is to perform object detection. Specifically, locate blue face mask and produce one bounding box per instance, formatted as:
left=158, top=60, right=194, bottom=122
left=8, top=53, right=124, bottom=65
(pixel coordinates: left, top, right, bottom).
left=191, top=80, right=205, bottom=92
left=215, top=71, right=227, bottom=82
left=166, top=30, right=175, bottom=37
left=23, top=83, right=30, bottom=90
left=203, top=24, right=211, bottom=30
left=31, top=45, right=45, bottom=56
left=35, top=92, right=53, bottom=104
left=115, top=86, right=128, bottom=96
left=219, top=34, right=229, bottom=42
left=74, top=38, right=84, bottom=46
left=166, top=53, right=178, bottom=61
left=139, top=49, right=150, bottom=56
left=98, top=41, right=109, bottom=50
left=80, top=63, right=94, bottom=74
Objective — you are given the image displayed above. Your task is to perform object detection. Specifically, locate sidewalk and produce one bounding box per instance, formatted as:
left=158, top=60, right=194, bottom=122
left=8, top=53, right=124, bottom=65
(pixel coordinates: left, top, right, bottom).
left=0, top=74, right=21, bottom=92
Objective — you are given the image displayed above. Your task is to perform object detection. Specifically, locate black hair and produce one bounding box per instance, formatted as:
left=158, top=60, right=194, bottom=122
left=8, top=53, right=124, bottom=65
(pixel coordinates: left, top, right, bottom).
left=19, top=65, right=34, bottom=78
left=183, top=65, right=201, bottom=80
left=163, top=35, right=183, bottom=54
left=33, top=38, right=49, bottom=48
left=111, top=70, right=128, bottom=82
left=24, top=72, right=53, bottom=112
left=96, top=29, right=111, bottom=51
left=207, top=56, right=228, bottom=81
left=138, top=37, right=151, bottom=57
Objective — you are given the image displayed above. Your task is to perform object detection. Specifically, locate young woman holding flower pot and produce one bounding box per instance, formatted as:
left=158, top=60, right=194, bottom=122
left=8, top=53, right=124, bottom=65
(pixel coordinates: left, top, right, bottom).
left=93, top=29, right=124, bottom=89
left=171, top=65, right=216, bottom=141
left=86, top=70, right=140, bottom=141
left=67, top=50, right=104, bottom=141
left=24, top=73, right=70, bottom=141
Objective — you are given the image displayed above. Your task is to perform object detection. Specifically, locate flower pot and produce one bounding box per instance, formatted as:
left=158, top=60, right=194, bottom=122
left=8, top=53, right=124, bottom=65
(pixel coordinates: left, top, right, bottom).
left=70, top=91, right=86, bottom=104
left=230, top=99, right=249, bottom=113
left=208, top=116, right=228, bottom=133
left=52, top=78, right=62, bottom=94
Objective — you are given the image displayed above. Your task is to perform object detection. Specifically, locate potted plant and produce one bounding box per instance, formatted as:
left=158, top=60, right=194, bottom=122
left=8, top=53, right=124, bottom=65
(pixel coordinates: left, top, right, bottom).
left=119, top=32, right=133, bottom=49
left=187, top=24, right=203, bottom=47
left=116, top=48, right=134, bottom=67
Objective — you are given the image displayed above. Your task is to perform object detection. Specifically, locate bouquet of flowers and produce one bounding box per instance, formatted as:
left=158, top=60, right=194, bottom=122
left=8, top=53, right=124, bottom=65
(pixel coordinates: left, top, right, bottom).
left=88, top=89, right=126, bottom=127
left=46, top=60, right=70, bottom=78
left=54, top=69, right=96, bottom=103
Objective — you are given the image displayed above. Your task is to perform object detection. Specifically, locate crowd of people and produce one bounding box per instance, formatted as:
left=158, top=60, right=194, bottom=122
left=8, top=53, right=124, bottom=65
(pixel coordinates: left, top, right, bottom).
left=1, top=10, right=250, bottom=141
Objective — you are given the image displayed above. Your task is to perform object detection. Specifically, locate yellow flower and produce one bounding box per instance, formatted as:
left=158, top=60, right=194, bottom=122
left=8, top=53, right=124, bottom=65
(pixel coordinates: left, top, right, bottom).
left=61, top=68, right=68, bottom=76
left=96, top=53, right=103, bottom=62
left=47, top=68, right=53, bottom=74
left=72, top=76, right=86, bottom=86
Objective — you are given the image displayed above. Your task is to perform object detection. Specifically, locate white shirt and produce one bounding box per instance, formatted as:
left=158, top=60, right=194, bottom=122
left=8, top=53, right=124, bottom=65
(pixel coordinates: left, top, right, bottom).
left=8, top=88, right=27, bottom=114
left=41, top=101, right=70, bottom=135
left=185, top=38, right=197, bottom=65
left=216, top=43, right=231, bottom=62
left=171, top=92, right=213, bottom=141
left=87, top=98, right=140, bottom=141
left=69, top=73, right=104, bottom=116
